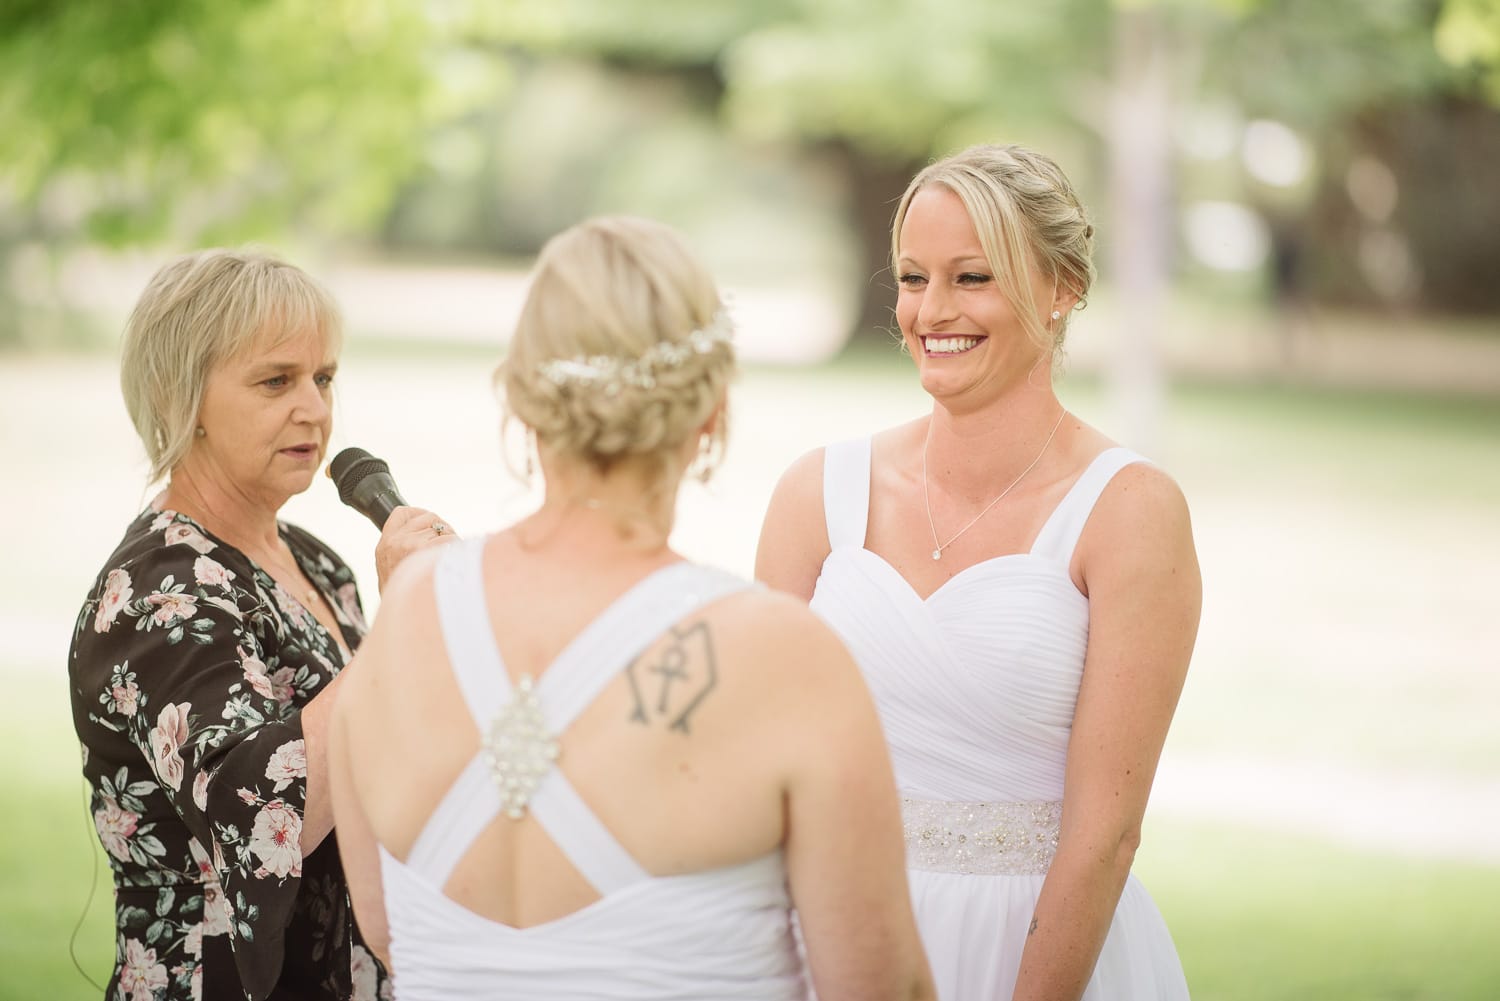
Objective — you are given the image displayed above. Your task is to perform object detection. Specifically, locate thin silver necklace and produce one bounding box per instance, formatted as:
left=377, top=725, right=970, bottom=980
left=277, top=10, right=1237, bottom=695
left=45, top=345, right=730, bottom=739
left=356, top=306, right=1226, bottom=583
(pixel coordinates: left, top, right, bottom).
left=922, top=408, right=1067, bottom=561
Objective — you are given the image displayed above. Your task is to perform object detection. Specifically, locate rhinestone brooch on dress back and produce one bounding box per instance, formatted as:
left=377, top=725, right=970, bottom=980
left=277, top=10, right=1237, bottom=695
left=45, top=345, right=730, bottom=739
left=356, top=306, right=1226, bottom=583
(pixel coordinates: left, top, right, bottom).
left=481, top=675, right=560, bottom=819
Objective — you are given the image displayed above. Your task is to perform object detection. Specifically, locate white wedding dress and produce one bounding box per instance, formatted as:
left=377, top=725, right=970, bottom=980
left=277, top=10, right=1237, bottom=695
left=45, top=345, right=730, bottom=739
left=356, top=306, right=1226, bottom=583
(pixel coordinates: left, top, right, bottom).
left=810, top=439, right=1190, bottom=1000
left=378, top=537, right=807, bottom=1000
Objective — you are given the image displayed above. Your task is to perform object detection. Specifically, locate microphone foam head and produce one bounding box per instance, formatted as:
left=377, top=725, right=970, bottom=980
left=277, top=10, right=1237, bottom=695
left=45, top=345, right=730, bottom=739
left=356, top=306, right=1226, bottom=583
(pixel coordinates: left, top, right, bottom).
left=328, top=446, right=372, bottom=481
left=328, top=447, right=392, bottom=506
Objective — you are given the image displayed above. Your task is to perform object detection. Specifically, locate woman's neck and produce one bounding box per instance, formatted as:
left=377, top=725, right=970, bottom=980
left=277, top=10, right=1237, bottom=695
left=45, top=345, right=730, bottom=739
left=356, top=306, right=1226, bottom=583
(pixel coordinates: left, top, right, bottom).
left=922, top=385, right=1066, bottom=501
left=521, top=456, right=682, bottom=560
left=162, top=465, right=285, bottom=559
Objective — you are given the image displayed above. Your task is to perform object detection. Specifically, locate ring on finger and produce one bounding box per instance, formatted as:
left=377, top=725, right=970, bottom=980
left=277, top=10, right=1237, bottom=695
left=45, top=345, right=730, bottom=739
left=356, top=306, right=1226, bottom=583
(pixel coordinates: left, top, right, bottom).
left=432, top=521, right=448, bottom=536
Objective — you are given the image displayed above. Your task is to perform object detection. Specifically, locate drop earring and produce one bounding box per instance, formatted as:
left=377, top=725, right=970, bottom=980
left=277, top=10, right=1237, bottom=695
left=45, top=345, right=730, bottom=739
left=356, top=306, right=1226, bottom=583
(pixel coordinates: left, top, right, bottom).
left=691, top=432, right=719, bottom=485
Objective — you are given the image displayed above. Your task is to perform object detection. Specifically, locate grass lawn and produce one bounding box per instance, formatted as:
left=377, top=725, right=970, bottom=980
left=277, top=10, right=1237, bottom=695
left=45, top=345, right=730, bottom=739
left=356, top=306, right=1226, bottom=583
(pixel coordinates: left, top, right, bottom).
left=2, top=668, right=114, bottom=1001
left=1135, top=821, right=1500, bottom=1000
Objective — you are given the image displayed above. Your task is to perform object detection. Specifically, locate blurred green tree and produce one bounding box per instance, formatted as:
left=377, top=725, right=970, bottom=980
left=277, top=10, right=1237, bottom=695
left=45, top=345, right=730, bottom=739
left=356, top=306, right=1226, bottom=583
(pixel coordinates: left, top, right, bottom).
left=5, top=0, right=1496, bottom=350
left=0, top=0, right=436, bottom=344
left=457, top=0, right=1121, bottom=340
left=454, top=0, right=1500, bottom=419
left=450, top=0, right=1241, bottom=444
left=1437, top=0, right=1500, bottom=100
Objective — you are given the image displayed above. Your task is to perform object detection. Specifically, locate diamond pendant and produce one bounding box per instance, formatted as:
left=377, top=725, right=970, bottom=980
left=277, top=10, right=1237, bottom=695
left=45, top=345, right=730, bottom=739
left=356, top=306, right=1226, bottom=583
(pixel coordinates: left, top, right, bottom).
left=481, top=674, right=560, bottom=820
left=932, top=549, right=942, bottom=560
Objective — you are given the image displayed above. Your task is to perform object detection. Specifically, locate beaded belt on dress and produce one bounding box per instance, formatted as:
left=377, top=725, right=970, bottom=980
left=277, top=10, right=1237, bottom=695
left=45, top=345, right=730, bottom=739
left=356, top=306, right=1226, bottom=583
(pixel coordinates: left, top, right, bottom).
left=902, top=798, right=1061, bottom=875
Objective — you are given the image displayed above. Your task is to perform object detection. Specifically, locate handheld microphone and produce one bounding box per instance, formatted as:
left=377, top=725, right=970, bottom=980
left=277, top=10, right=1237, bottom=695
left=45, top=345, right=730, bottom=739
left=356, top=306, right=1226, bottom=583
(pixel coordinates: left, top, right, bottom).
left=328, top=447, right=409, bottom=530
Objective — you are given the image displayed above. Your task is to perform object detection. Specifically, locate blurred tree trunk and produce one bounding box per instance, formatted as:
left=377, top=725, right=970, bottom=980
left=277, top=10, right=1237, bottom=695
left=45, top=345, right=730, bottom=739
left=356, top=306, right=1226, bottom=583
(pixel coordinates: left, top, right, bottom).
left=1370, top=98, right=1500, bottom=312
left=828, top=141, right=927, bottom=345
left=1108, top=5, right=1173, bottom=454
left=0, top=237, right=17, bottom=347
left=1298, top=97, right=1500, bottom=313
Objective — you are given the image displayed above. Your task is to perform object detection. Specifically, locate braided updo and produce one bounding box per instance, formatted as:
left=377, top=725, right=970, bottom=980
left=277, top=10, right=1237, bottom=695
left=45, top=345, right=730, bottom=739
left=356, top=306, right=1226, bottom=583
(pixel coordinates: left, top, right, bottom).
left=891, top=143, right=1095, bottom=361
left=498, top=216, right=735, bottom=479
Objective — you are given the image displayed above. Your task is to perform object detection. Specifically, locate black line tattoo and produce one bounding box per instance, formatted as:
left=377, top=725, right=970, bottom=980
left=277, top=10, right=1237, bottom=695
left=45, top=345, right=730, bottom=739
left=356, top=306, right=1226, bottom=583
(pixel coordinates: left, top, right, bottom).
left=624, top=621, right=718, bottom=734
left=1028, top=917, right=1039, bottom=937
left=651, top=646, right=690, bottom=713
left=625, top=657, right=649, bottom=726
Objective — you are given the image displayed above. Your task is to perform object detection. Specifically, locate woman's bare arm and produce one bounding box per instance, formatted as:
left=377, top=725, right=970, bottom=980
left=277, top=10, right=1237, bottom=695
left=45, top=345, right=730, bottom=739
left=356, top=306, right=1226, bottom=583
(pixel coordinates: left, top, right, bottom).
left=1012, top=464, right=1201, bottom=1001
left=328, top=654, right=393, bottom=965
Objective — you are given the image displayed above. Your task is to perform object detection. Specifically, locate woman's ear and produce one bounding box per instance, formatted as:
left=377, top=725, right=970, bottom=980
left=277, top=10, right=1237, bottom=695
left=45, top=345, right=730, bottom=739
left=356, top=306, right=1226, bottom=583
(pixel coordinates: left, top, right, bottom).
left=688, top=391, right=730, bottom=484
left=1051, top=284, right=1081, bottom=317
left=698, top=390, right=728, bottom=439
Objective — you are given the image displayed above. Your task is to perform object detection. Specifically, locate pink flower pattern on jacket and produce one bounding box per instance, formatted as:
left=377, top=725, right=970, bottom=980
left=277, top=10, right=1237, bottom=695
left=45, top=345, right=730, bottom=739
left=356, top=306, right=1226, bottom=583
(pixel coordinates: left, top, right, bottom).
left=150, top=702, right=191, bottom=792
left=94, top=569, right=134, bottom=633
left=70, top=505, right=388, bottom=1001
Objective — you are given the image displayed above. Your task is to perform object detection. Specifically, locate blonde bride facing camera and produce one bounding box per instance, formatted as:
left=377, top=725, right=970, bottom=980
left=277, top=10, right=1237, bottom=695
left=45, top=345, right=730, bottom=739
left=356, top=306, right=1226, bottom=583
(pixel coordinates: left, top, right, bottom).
left=328, top=216, right=935, bottom=1000
left=759, top=143, right=1202, bottom=1001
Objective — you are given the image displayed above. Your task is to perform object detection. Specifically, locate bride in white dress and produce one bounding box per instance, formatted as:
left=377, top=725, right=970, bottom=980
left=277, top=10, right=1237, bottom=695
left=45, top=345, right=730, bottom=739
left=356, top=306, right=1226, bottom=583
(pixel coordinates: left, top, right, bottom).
left=327, top=216, right=934, bottom=1000
left=758, top=144, right=1202, bottom=1000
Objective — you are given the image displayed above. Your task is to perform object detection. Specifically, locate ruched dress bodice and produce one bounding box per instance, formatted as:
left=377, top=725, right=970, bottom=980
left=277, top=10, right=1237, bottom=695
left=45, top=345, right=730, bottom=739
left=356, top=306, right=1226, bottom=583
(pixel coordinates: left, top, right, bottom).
left=810, top=439, right=1189, bottom=1000
left=814, top=545, right=1088, bottom=804
left=380, top=538, right=807, bottom=1000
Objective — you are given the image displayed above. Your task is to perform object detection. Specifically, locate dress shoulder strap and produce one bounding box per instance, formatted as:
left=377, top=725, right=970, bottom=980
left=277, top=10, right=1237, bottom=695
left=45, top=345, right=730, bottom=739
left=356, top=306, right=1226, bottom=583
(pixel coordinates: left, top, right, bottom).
left=822, top=437, right=872, bottom=551
left=1029, top=447, right=1150, bottom=563
left=431, top=535, right=509, bottom=724
left=403, top=536, right=508, bottom=885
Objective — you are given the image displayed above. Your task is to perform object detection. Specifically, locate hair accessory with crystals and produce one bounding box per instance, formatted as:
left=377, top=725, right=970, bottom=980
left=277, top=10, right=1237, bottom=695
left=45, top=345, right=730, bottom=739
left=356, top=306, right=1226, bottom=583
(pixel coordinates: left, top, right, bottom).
left=538, top=309, right=733, bottom=396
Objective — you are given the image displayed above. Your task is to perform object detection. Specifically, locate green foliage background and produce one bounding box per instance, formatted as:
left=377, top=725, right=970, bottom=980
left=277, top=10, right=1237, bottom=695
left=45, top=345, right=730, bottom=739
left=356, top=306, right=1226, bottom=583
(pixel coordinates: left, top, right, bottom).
left=0, top=0, right=434, bottom=244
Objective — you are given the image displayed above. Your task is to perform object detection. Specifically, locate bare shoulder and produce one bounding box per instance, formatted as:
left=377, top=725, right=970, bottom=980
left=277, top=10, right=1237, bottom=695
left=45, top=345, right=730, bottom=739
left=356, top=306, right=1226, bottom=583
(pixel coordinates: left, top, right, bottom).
left=1079, top=458, right=1199, bottom=597
left=716, top=585, right=847, bottom=649
left=1094, top=460, right=1192, bottom=533
left=384, top=543, right=446, bottom=603
left=710, top=586, right=860, bottom=683
left=767, top=415, right=922, bottom=516
left=766, top=446, right=827, bottom=516
left=756, top=447, right=830, bottom=594
left=345, top=544, right=447, bottom=686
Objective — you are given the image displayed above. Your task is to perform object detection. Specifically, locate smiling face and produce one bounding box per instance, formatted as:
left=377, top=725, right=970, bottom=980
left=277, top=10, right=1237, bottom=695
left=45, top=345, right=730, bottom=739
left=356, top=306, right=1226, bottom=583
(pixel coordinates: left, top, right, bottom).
left=895, top=184, right=1063, bottom=407
left=189, top=324, right=338, bottom=514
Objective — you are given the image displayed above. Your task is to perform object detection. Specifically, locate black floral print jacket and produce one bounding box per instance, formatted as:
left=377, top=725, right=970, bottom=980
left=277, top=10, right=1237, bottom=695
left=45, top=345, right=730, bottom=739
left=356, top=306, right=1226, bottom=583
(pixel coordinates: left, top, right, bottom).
left=70, top=504, right=391, bottom=1001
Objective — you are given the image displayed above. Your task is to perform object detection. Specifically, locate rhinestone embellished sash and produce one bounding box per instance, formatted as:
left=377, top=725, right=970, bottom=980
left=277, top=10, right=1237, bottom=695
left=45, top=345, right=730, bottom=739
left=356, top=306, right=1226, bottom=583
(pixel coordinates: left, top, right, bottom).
left=902, top=798, right=1061, bottom=875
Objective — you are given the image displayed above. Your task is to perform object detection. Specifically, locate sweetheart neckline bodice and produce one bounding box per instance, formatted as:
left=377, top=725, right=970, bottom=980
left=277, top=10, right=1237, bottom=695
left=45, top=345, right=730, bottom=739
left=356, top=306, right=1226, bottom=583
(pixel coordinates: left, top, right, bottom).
left=833, top=546, right=1088, bottom=606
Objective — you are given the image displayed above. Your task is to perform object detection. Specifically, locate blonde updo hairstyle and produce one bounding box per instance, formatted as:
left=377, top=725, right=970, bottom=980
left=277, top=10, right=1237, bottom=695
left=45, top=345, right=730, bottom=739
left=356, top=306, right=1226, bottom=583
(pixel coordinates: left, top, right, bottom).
left=120, top=248, right=342, bottom=484
left=891, top=143, right=1095, bottom=361
left=498, top=216, right=735, bottom=487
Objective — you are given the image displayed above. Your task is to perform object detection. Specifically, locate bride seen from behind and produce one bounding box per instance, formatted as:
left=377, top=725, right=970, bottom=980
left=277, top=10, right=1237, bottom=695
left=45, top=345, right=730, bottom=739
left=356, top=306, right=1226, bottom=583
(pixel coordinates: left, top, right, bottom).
left=328, top=215, right=936, bottom=1000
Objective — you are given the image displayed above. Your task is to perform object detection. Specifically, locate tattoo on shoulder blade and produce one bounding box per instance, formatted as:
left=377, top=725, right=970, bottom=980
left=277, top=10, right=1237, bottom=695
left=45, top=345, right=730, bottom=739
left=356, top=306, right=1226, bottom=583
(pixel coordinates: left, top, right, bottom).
left=624, top=620, right=718, bottom=735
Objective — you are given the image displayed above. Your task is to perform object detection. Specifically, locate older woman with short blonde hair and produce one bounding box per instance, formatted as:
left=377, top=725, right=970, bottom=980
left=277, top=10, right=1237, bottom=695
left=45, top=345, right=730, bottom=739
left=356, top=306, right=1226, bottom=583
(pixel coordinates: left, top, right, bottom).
left=70, top=248, right=451, bottom=1001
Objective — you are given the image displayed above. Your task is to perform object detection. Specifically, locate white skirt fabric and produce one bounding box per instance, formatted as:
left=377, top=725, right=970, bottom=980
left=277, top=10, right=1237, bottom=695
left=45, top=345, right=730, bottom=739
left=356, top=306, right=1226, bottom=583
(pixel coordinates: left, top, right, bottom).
left=908, top=869, right=1189, bottom=1000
